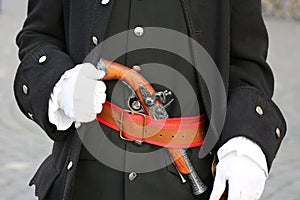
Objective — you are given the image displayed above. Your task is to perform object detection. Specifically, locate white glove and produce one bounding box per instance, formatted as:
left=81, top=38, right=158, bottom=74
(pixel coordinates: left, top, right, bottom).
left=49, top=63, right=106, bottom=130
left=209, top=151, right=267, bottom=200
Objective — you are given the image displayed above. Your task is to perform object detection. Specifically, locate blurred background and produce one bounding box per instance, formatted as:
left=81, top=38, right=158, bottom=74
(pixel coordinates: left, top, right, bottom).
left=0, top=0, right=299, bottom=199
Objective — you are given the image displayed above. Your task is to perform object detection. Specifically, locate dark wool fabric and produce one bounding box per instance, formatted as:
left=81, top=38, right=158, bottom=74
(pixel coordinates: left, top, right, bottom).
left=73, top=1, right=210, bottom=199
left=14, top=0, right=286, bottom=199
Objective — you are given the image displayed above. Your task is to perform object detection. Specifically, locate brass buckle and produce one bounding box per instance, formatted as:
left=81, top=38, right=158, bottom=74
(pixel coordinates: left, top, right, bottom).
left=119, top=109, right=147, bottom=144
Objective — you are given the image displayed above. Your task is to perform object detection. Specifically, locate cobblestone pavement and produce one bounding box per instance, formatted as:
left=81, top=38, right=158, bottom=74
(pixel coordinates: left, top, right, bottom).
left=0, top=1, right=299, bottom=199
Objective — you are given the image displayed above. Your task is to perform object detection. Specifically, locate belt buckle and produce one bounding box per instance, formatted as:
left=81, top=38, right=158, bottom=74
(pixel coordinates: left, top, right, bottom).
left=119, top=109, right=147, bottom=145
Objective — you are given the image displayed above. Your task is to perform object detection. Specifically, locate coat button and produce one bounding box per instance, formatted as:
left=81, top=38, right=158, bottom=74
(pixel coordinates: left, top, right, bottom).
left=75, top=122, right=81, bottom=128
left=101, top=0, right=110, bottom=5
left=128, top=172, right=137, bottom=181
left=92, top=36, right=98, bottom=45
left=134, top=26, right=144, bottom=37
left=28, top=112, right=33, bottom=120
left=67, top=161, right=73, bottom=170
left=38, top=55, right=47, bottom=64
left=132, top=65, right=141, bottom=72
left=22, top=85, right=28, bottom=94
left=255, top=106, right=263, bottom=116
left=276, top=128, right=281, bottom=138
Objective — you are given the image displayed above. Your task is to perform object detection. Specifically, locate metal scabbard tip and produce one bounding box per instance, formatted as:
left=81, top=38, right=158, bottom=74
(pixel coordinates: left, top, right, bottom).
left=192, top=182, right=208, bottom=195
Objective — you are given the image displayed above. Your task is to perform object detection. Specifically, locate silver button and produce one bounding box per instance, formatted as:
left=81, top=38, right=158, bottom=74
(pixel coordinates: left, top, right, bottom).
left=101, top=0, right=110, bottom=5
left=276, top=128, right=281, bottom=138
left=22, top=85, right=28, bottom=94
left=38, top=55, right=47, bottom=64
left=134, top=26, right=144, bottom=37
left=92, top=36, right=98, bottom=45
left=128, top=172, right=137, bottom=181
left=67, top=161, right=73, bottom=170
left=132, top=65, right=141, bottom=72
left=256, top=106, right=263, bottom=116
left=75, top=122, right=81, bottom=129
left=28, top=112, right=33, bottom=120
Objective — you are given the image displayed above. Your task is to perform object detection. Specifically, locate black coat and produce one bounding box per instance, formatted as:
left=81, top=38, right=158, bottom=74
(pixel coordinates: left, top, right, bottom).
left=14, top=0, right=286, bottom=199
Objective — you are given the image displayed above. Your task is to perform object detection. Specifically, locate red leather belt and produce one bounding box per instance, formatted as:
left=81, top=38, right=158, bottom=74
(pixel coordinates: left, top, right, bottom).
left=96, top=101, right=206, bottom=148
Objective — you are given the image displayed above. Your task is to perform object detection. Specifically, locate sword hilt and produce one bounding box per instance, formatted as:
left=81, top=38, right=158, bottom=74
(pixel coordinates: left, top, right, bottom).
left=180, top=149, right=208, bottom=195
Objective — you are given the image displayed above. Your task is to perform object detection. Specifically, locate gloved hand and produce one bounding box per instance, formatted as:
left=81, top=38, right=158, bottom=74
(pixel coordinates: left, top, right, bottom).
left=57, top=63, right=106, bottom=127
left=209, top=151, right=267, bottom=200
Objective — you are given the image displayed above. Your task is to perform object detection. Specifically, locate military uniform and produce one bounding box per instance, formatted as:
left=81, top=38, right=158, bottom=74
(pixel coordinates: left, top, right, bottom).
left=14, top=0, right=286, bottom=199
left=73, top=1, right=212, bottom=199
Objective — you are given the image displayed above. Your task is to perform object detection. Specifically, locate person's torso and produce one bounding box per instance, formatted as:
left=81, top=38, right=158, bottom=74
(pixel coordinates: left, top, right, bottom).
left=102, top=0, right=204, bottom=118
left=74, top=1, right=215, bottom=200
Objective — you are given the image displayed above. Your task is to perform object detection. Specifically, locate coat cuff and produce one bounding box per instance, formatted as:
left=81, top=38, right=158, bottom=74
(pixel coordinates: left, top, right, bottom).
left=14, top=44, right=76, bottom=141
left=218, top=86, right=286, bottom=170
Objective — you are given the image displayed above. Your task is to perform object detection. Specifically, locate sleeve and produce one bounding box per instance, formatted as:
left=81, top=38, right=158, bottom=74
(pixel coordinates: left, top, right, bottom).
left=218, top=0, right=287, bottom=170
left=13, top=0, right=76, bottom=141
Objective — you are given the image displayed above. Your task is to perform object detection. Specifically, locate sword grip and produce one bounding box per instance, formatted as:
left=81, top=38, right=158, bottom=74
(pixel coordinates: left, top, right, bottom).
left=169, top=148, right=191, bottom=174
left=179, top=149, right=208, bottom=195
left=169, top=148, right=207, bottom=195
